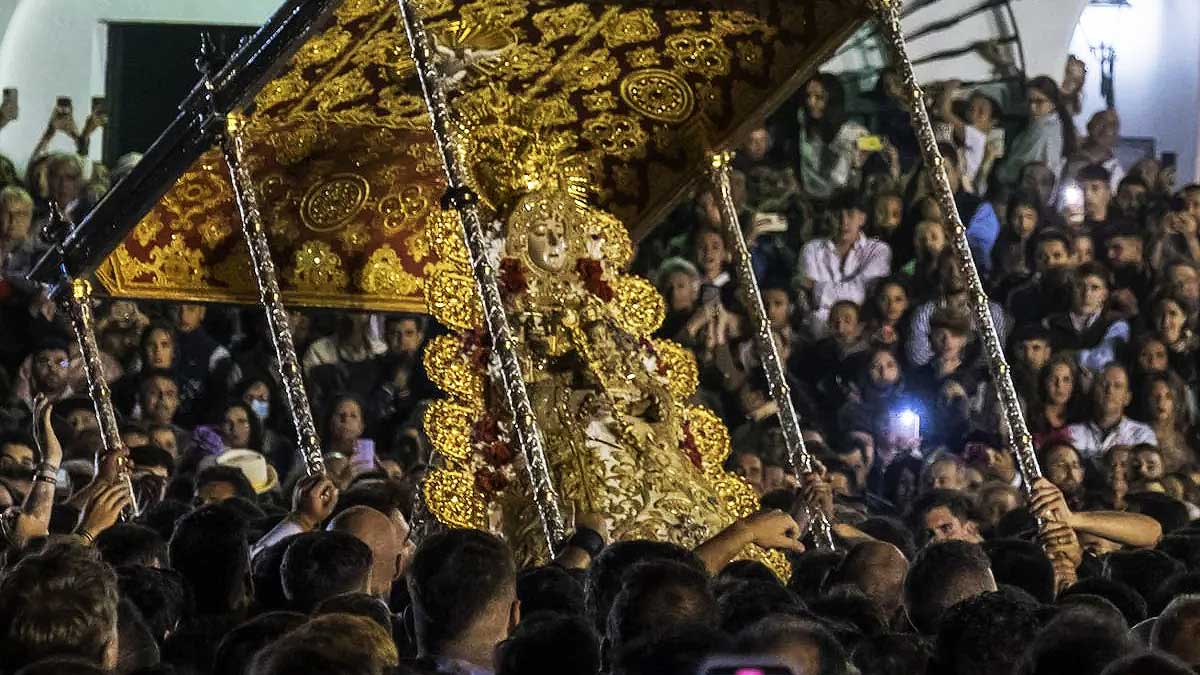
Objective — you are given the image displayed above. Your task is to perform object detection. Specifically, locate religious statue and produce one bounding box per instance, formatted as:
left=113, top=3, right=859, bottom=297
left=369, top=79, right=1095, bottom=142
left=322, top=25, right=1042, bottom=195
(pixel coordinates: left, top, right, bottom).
left=420, top=91, right=780, bottom=572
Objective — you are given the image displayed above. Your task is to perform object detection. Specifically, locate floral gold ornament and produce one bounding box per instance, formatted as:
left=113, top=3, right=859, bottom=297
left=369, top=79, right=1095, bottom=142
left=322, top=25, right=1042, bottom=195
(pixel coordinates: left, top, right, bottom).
left=651, top=338, right=699, bottom=400
left=425, top=399, right=479, bottom=461
left=423, top=468, right=488, bottom=529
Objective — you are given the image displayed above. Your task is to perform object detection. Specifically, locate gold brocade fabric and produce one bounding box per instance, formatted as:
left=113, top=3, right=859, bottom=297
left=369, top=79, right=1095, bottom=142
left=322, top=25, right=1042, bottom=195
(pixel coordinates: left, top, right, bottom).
left=95, top=0, right=870, bottom=310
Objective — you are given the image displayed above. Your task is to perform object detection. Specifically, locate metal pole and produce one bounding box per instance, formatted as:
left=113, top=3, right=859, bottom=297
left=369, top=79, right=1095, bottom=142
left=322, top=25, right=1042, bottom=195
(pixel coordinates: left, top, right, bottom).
left=870, top=0, right=1042, bottom=493
left=61, top=275, right=139, bottom=517
left=396, top=0, right=566, bottom=551
left=191, top=32, right=324, bottom=477
left=220, top=114, right=325, bottom=476
left=62, top=277, right=123, bottom=456
left=708, top=152, right=835, bottom=551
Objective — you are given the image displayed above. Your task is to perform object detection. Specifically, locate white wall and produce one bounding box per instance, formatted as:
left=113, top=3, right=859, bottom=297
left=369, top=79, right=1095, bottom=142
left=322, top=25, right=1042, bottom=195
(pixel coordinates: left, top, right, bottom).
left=1069, top=0, right=1200, bottom=185
left=826, top=0, right=1090, bottom=88
left=0, top=0, right=278, bottom=173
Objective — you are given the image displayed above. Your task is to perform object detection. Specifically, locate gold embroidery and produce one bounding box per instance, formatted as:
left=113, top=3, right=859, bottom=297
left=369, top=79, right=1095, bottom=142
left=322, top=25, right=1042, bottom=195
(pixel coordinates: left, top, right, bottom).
left=423, top=468, right=488, bottom=529
left=300, top=174, right=371, bottom=233
left=288, top=240, right=348, bottom=291
left=532, top=4, right=593, bottom=43
left=425, top=399, right=479, bottom=461
left=582, top=114, right=648, bottom=161
left=338, top=222, right=371, bottom=253
left=666, top=30, right=732, bottom=80
left=583, top=91, right=617, bottom=113
left=626, top=46, right=660, bottom=68
left=358, top=245, right=421, bottom=295
left=378, top=184, right=431, bottom=234
left=604, top=9, right=659, bottom=48
left=620, top=69, right=696, bottom=124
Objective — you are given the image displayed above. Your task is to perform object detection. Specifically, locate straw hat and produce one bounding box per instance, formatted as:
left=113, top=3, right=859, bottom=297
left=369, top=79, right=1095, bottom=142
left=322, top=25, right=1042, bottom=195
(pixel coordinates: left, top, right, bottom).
left=215, top=449, right=279, bottom=494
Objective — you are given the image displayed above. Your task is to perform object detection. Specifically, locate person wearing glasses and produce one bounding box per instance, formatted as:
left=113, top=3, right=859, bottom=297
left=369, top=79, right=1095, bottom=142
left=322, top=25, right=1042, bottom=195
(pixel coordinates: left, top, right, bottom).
left=17, top=339, right=73, bottom=411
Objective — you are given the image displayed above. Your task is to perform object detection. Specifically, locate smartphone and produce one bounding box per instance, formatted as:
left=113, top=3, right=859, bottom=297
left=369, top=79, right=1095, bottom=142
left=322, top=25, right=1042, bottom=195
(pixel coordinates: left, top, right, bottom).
left=1162, top=152, right=1178, bottom=171
left=700, top=657, right=795, bottom=675
left=1060, top=183, right=1084, bottom=210
left=889, top=409, right=921, bottom=441
left=91, top=96, right=107, bottom=116
left=753, top=212, right=788, bottom=234
left=701, top=284, right=721, bottom=305
left=856, top=134, right=884, bottom=152
left=56, top=96, right=72, bottom=112
left=987, top=128, right=1005, bottom=158
left=2, top=88, right=15, bottom=107
left=350, top=438, right=377, bottom=475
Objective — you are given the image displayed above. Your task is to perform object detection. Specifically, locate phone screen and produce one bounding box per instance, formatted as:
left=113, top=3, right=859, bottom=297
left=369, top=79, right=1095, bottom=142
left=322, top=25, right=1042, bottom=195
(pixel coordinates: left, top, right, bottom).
left=889, top=409, right=920, bottom=441
left=701, top=284, right=721, bottom=305
left=700, top=658, right=795, bottom=675
left=55, top=96, right=72, bottom=112
left=91, top=96, right=107, bottom=115
left=857, top=135, right=884, bottom=152
left=1162, top=152, right=1178, bottom=171
left=350, top=439, right=377, bottom=474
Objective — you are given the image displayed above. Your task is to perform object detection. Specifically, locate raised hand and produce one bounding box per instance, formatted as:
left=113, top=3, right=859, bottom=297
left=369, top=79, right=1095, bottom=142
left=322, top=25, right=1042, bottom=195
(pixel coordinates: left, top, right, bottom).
left=799, top=461, right=834, bottom=520
left=1029, top=478, right=1073, bottom=524
left=739, top=509, right=805, bottom=552
left=77, top=482, right=132, bottom=542
left=32, top=395, right=62, bottom=468
left=291, top=473, right=339, bottom=531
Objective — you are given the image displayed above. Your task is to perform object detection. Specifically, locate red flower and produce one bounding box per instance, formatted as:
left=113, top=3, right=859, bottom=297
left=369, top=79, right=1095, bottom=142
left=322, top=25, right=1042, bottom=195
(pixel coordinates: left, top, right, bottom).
left=680, top=422, right=702, bottom=469
left=481, top=440, right=515, bottom=468
left=575, top=258, right=615, bottom=302
left=499, top=257, right=528, bottom=295
left=472, top=417, right=499, bottom=445
left=461, top=328, right=492, bottom=368
left=475, top=468, right=510, bottom=496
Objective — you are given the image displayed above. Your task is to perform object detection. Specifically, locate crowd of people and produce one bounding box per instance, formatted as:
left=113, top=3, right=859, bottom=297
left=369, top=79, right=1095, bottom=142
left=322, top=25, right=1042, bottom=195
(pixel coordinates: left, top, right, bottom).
left=0, top=47, right=1199, bottom=675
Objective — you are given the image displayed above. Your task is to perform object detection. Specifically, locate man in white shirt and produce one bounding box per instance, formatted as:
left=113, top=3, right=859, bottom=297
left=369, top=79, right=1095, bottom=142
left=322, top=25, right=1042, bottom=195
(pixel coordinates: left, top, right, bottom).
left=1068, top=362, right=1158, bottom=458
left=908, top=253, right=1009, bottom=367
left=798, top=190, right=891, bottom=336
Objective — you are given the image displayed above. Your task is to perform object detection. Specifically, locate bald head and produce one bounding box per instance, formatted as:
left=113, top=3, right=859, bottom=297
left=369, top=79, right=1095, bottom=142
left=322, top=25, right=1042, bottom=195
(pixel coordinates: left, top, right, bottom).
left=1152, top=594, right=1200, bottom=666
left=830, top=541, right=909, bottom=620
left=329, top=506, right=400, bottom=597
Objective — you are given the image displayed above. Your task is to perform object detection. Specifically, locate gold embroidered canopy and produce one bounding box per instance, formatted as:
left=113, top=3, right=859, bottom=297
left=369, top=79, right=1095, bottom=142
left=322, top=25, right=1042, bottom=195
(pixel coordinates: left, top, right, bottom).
left=96, top=0, right=872, bottom=310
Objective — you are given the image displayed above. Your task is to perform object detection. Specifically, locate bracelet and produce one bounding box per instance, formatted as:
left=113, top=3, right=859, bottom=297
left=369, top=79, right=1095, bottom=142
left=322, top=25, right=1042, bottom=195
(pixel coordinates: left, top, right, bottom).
left=33, top=473, right=56, bottom=485
left=79, top=530, right=95, bottom=544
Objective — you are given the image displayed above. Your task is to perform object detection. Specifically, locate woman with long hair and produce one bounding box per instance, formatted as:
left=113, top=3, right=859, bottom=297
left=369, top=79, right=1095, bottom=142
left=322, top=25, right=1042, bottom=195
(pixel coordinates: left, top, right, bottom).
left=998, top=76, right=1079, bottom=186
left=1139, top=371, right=1197, bottom=473
left=990, top=191, right=1045, bottom=288
left=1146, top=293, right=1200, bottom=386
left=1029, top=354, right=1087, bottom=448
left=862, top=277, right=912, bottom=352
left=796, top=72, right=869, bottom=199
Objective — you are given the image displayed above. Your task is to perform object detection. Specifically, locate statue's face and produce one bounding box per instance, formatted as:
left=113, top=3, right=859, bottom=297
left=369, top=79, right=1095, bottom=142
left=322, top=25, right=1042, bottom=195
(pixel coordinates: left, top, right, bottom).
left=527, top=215, right=568, bottom=272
